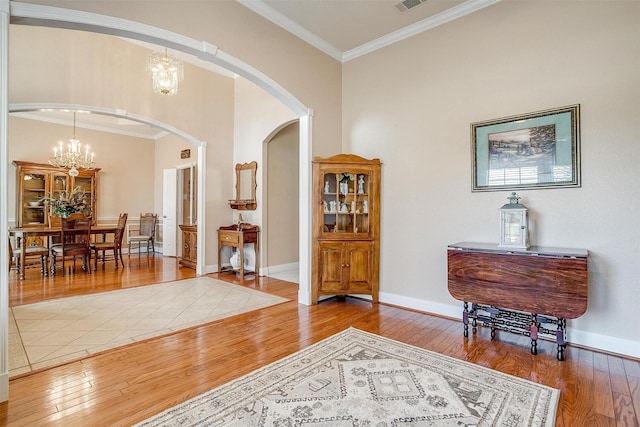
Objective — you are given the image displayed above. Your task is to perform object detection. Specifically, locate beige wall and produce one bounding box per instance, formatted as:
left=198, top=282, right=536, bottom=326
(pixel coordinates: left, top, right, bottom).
left=267, top=122, right=299, bottom=267
left=233, top=78, right=297, bottom=228
left=10, top=1, right=343, bottom=269
left=8, top=116, right=155, bottom=225
left=343, top=1, right=640, bottom=355
left=10, top=0, right=639, bottom=356
left=17, top=0, right=343, bottom=157
left=9, top=24, right=236, bottom=267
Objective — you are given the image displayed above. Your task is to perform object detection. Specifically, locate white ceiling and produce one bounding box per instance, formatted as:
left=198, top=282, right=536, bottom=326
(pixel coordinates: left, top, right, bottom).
left=239, top=0, right=499, bottom=61
left=11, top=0, right=498, bottom=138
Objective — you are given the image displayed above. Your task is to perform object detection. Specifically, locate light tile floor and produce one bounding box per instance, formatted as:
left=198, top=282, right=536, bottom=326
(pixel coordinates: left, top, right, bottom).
left=10, top=277, right=288, bottom=377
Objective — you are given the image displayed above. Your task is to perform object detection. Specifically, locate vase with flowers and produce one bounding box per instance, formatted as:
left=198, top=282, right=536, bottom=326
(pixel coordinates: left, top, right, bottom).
left=42, top=186, right=91, bottom=218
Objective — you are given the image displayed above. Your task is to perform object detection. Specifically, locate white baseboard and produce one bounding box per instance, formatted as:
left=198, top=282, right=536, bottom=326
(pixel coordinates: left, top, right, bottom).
left=379, top=291, right=640, bottom=359
left=261, top=262, right=299, bottom=276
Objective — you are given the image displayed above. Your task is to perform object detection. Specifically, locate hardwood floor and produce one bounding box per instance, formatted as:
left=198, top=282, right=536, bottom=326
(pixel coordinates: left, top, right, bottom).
left=2, top=256, right=640, bottom=426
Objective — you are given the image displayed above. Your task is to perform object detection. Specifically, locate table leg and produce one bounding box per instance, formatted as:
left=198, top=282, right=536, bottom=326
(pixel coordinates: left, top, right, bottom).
left=19, top=235, right=26, bottom=280
left=530, top=314, right=539, bottom=355
left=463, top=301, right=469, bottom=337
left=239, top=241, right=245, bottom=278
left=557, top=318, right=567, bottom=361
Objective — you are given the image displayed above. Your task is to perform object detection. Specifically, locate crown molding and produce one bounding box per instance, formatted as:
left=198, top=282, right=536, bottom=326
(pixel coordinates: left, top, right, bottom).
left=343, top=0, right=500, bottom=62
left=235, top=0, right=343, bottom=61
left=237, top=0, right=500, bottom=63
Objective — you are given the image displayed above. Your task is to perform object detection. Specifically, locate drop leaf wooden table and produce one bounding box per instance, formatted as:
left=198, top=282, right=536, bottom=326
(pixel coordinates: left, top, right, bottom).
left=447, top=242, right=588, bottom=360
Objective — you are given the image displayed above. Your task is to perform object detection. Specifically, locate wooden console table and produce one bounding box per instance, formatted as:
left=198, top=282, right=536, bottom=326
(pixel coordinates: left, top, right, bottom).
left=218, top=224, right=260, bottom=278
left=447, top=242, right=588, bottom=360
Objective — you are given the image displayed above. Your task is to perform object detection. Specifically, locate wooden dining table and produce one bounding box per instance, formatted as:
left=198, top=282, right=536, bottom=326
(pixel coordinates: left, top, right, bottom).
left=9, top=225, right=119, bottom=280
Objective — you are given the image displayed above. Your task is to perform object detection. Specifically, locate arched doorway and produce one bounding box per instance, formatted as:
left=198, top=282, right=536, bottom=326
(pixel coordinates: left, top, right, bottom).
left=0, top=1, right=314, bottom=402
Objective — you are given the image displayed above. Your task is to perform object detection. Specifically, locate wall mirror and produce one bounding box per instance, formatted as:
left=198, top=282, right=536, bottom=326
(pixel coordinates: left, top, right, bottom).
left=229, top=161, right=257, bottom=210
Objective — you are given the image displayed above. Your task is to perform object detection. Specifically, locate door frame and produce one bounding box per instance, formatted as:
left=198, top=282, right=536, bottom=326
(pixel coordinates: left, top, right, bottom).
left=0, top=0, right=314, bottom=403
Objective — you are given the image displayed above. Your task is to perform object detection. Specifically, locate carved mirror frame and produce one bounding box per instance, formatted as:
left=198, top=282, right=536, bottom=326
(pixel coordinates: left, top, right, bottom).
left=229, top=161, right=257, bottom=210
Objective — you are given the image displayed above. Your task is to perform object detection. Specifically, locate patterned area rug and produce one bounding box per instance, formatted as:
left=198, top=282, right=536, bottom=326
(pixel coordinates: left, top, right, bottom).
left=137, top=327, right=559, bottom=426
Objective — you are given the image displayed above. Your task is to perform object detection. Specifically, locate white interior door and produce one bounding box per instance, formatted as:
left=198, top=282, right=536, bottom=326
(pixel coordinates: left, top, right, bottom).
left=163, top=168, right=177, bottom=257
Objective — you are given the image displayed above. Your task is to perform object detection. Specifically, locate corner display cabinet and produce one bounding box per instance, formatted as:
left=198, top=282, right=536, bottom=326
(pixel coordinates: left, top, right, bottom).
left=312, top=154, right=381, bottom=304
left=13, top=161, right=100, bottom=227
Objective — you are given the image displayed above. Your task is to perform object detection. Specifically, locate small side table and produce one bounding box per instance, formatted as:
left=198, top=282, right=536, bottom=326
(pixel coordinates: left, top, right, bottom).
left=218, top=224, right=260, bottom=278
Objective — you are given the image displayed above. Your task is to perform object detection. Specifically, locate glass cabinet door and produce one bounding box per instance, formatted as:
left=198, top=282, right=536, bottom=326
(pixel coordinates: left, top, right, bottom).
left=21, top=173, right=47, bottom=225
left=74, top=176, right=94, bottom=213
left=322, top=171, right=370, bottom=235
left=51, top=174, right=69, bottom=197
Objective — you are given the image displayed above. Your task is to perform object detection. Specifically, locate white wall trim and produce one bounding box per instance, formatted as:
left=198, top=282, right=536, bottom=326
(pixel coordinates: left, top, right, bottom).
left=380, top=291, right=640, bottom=359
left=343, top=0, right=501, bottom=62
left=235, top=0, right=343, bottom=61
left=10, top=103, right=205, bottom=147
left=2, top=3, right=315, bottom=403
left=297, top=113, right=313, bottom=305
left=238, top=0, right=500, bottom=63
left=261, top=262, right=299, bottom=277
left=9, top=1, right=309, bottom=117
left=0, top=0, right=9, bottom=403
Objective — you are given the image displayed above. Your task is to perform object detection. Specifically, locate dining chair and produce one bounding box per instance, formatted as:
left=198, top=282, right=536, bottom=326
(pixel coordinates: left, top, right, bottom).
left=128, top=213, right=157, bottom=256
left=92, top=213, right=128, bottom=270
left=9, top=237, right=49, bottom=277
left=50, top=213, right=92, bottom=276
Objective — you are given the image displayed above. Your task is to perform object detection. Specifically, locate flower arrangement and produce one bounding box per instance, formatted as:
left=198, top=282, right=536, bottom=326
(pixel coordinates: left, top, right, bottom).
left=42, top=186, right=90, bottom=218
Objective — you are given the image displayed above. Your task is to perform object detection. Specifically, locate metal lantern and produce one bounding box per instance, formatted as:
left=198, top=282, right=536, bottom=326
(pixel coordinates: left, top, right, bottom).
left=498, top=192, right=530, bottom=249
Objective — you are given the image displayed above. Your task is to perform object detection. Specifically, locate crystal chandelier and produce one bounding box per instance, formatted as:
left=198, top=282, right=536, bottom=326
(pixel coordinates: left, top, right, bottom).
left=49, top=112, right=95, bottom=177
left=146, top=48, right=184, bottom=96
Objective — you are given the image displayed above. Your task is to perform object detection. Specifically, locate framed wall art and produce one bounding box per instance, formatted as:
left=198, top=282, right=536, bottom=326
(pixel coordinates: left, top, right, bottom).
left=471, top=104, right=580, bottom=192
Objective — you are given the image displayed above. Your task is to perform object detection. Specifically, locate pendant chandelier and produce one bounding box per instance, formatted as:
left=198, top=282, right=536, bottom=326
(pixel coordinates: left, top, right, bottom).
left=146, top=48, right=184, bottom=96
left=49, top=112, right=95, bottom=177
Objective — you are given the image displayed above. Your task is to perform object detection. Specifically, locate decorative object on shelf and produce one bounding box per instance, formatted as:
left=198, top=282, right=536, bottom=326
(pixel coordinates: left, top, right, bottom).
left=498, top=192, right=529, bottom=249
left=324, top=181, right=329, bottom=193
left=338, top=172, right=353, bottom=195
left=358, top=175, right=365, bottom=193
left=471, top=104, right=580, bottom=192
left=146, top=47, right=184, bottom=96
left=49, top=112, right=96, bottom=177
left=229, top=250, right=240, bottom=269
left=41, top=185, right=90, bottom=218
left=363, top=200, right=368, bottom=213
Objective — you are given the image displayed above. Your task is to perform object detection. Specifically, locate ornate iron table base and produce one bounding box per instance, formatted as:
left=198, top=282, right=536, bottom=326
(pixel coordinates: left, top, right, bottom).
left=463, top=301, right=567, bottom=361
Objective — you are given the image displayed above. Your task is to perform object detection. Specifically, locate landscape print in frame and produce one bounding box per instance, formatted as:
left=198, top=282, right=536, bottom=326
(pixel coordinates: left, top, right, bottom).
left=471, top=105, right=580, bottom=192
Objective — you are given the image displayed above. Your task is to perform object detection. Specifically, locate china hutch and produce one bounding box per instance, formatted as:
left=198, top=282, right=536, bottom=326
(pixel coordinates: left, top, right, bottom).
left=311, top=154, right=381, bottom=304
left=13, top=161, right=100, bottom=227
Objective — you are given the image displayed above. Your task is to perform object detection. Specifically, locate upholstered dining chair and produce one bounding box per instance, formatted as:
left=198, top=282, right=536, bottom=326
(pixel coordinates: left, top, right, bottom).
left=50, top=213, right=92, bottom=276
left=128, top=213, right=157, bottom=256
left=9, top=237, right=49, bottom=277
left=92, top=213, right=128, bottom=270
